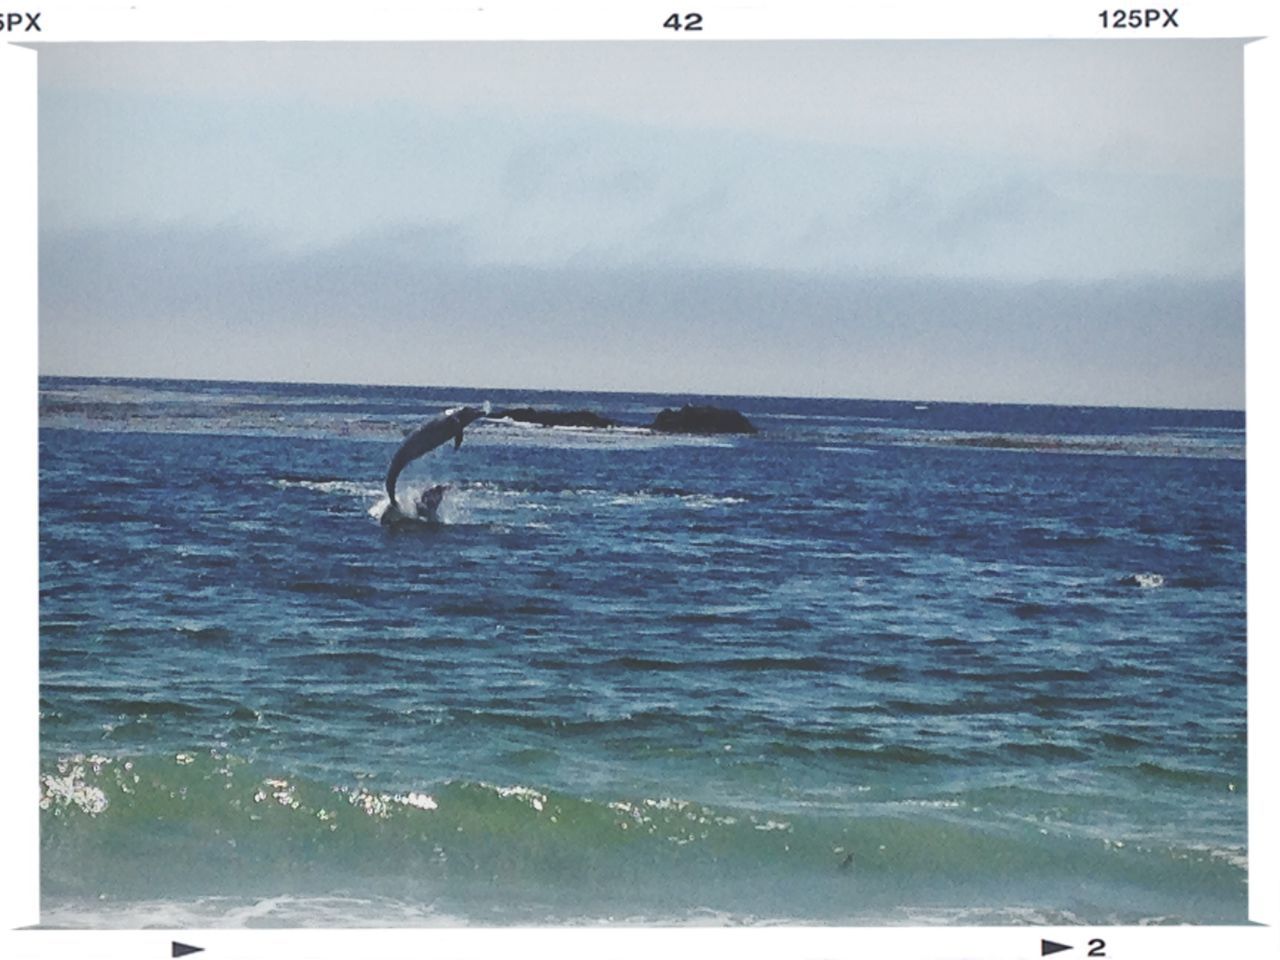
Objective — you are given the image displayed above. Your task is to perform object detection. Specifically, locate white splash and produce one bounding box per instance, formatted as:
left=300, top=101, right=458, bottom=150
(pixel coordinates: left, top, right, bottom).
left=40, top=764, right=110, bottom=815
left=275, top=478, right=378, bottom=497
left=395, top=792, right=439, bottom=812
left=493, top=785, right=547, bottom=812
left=254, top=777, right=299, bottom=809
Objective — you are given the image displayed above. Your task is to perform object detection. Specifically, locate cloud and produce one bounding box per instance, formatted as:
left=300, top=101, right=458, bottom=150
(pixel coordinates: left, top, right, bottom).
left=38, top=41, right=1244, bottom=177
left=38, top=85, right=1241, bottom=282
left=40, top=224, right=1243, bottom=409
left=35, top=40, right=1245, bottom=406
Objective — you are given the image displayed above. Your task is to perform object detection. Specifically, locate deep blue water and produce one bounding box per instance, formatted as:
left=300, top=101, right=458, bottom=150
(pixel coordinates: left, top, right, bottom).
left=39, top=377, right=1246, bottom=926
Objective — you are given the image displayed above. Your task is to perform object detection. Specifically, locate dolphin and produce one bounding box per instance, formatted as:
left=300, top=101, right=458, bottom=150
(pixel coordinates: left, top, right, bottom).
left=384, top=406, right=484, bottom=507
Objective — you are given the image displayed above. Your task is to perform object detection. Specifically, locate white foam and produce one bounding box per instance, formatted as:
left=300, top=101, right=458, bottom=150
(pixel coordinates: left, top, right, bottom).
left=396, top=791, right=439, bottom=812
left=607, top=491, right=745, bottom=509
left=39, top=764, right=110, bottom=816
left=40, top=894, right=1189, bottom=929
left=893, top=904, right=1090, bottom=926
left=39, top=894, right=460, bottom=929
left=490, top=784, right=548, bottom=812
left=751, top=819, right=792, bottom=832
left=1128, top=572, right=1166, bottom=589
left=1175, top=843, right=1249, bottom=871
left=275, top=478, right=379, bottom=497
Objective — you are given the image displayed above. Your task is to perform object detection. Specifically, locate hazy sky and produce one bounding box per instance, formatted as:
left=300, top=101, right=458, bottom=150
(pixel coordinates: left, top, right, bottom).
left=38, top=41, right=1245, bottom=407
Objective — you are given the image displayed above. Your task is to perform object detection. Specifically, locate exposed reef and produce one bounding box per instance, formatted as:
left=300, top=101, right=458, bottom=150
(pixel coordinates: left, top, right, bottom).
left=649, top=404, right=757, bottom=435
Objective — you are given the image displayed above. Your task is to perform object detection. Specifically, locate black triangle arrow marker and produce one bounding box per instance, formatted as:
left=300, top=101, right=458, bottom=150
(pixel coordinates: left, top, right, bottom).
left=172, top=943, right=204, bottom=958
left=1041, top=941, right=1072, bottom=957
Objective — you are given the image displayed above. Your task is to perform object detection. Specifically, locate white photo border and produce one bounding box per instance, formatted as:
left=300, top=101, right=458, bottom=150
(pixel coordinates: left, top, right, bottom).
left=5, top=3, right=1276, bottom=958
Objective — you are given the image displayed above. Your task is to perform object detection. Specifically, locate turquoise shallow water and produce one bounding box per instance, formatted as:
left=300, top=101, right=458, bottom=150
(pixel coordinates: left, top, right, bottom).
left=39, top=377, right=1247, bottom=925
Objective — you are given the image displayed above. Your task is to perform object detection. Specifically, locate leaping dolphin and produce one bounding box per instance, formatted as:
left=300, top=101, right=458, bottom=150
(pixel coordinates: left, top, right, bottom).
left=384, top=406, right=484, bottom=507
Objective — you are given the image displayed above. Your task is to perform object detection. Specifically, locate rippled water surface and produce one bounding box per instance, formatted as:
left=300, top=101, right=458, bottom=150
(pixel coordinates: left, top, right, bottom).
left=39, top=377, right=1247, bottom=926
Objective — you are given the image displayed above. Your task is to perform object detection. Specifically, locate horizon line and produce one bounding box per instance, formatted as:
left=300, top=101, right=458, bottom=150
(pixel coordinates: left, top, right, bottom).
left=37, top=371, right=1247, bottom=415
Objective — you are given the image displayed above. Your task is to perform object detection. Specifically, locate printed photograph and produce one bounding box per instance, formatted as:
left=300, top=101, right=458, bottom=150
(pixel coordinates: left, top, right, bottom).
left=37, top=40, right=1246, bottom=926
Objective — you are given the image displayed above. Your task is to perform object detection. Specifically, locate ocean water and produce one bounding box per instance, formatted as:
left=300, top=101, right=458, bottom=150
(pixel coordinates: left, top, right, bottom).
left=38, top=377, right=1247, bottom=927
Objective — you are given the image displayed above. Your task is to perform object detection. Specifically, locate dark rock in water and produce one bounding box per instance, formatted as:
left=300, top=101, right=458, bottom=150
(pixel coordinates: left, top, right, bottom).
left=649, top=404, right=757, bottom=434
left=495, top=407, right=618, bottom=429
